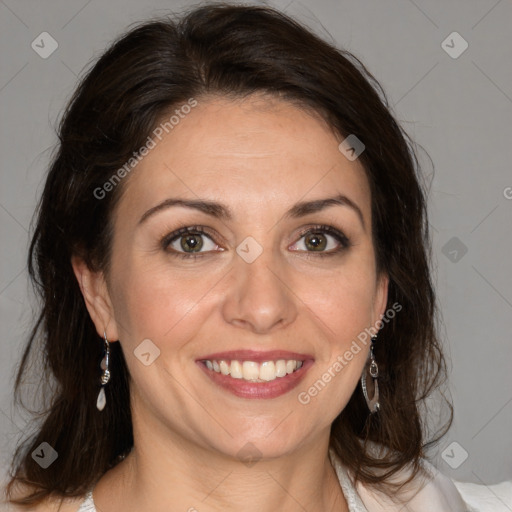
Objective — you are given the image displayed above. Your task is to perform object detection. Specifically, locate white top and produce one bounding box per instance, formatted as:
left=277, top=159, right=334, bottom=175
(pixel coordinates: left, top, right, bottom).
left=75, top=448, right=510, bottom=511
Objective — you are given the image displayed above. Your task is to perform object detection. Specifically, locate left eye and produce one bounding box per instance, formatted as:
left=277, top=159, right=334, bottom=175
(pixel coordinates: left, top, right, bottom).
left=167, top=231, right=220, bottom=254
left=289, top=230, right=346, bottom=253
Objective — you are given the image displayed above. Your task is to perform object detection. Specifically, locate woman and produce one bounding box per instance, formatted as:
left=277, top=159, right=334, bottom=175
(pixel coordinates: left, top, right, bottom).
left=2, top=3, right=477, bottom=511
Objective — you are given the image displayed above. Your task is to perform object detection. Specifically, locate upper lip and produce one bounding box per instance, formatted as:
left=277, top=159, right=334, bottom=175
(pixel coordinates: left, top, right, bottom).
left=197, top=350, right=314, bottom=363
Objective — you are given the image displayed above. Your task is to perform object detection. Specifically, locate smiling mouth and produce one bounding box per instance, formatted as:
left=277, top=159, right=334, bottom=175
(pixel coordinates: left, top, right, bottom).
left=201, top=359, right=304, bottom=382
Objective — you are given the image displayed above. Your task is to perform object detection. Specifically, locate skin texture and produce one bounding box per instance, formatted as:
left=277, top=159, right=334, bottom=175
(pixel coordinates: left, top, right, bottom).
left=72, top=94, right=388, bottom=512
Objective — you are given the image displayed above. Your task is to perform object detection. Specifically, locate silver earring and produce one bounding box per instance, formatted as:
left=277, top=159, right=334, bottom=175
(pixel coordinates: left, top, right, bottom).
left=361, top=335, right=380, bottom=413
left=96, top=330, right=111, bottom=411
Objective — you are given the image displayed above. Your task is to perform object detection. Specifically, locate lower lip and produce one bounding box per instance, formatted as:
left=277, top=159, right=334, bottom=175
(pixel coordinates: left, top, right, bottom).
left=197, top=360, right=314, bottom=399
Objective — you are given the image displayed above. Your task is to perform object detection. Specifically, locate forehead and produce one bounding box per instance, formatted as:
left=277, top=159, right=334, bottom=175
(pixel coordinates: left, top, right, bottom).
left=116, top=95, right=371, bottom=224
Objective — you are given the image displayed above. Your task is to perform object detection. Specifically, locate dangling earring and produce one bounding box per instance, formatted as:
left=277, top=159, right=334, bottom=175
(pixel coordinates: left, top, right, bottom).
left=96, top=330, right=111, bottom=411
left=361, top=335, right=380, bottom=413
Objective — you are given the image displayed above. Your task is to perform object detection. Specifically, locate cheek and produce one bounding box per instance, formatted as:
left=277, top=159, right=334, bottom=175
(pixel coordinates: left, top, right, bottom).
left=297, top=266, right=377, bottom=341
left=295, top=272, right=374, bottom=417
left=109, top=255, right=221, bottom=346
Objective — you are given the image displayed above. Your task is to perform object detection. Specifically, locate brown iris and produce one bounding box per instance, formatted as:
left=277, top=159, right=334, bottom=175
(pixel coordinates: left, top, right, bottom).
left=304, top=232, right=327, bottom=251
left=180, top=234, right=203, bottom=252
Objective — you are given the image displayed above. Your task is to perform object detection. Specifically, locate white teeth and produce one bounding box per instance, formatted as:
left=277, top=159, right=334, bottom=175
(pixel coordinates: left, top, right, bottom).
left=286, top=360, right=297, bottom=374
left=219, top=360, right=230, bottom=375
left=242, top=361, right=259, bottom=380
left=230, top=360, right=243, bottom=379
left=275, top=359, right=287, bottom=377
left=259, top=361, right=276, bottom=381
left=203, top=359, right=304, bottom=382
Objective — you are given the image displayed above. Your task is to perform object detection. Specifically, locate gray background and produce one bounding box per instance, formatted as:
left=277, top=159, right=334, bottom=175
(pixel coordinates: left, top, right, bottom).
left=1, top=0, right=511, bottom=493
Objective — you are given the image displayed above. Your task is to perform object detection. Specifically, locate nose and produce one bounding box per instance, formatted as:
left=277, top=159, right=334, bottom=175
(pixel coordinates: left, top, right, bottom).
left=221, top=246, right=298, bottom=335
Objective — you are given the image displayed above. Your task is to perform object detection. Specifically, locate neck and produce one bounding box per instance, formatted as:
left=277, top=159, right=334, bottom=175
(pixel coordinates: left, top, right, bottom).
left=93, top=408, right=348, bottom=512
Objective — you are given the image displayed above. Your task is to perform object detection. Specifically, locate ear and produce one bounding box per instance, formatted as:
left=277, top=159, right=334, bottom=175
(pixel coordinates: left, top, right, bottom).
left=372, top=272, right=389, bottom=327
left=71, top=255, right=119, bottom=342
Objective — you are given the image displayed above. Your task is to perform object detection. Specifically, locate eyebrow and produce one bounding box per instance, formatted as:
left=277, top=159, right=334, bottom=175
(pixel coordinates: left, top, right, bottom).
left=138, top=193, right=365, bottom=230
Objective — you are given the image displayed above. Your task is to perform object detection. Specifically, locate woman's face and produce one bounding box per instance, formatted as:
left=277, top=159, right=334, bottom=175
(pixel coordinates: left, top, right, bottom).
left=85, top=94, right=388, bottom=460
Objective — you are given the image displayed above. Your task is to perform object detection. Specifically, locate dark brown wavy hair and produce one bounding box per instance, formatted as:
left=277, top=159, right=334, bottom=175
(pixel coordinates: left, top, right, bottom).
left=4, top=2, right=451, bottom=507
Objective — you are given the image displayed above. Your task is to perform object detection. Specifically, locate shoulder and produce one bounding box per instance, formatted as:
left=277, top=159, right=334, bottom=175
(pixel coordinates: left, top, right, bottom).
left=355, top=459, right=472, bottom=511
left=329, top=444, right=473, bottom=511
left=410, top=458, right=474, bottom=511
left=452, top=479, right=512, bottom=512
left=407, top=461, right=512, bottom=512
left=3, top=482, right=87, bottom=512
left=3, top=497, right=85, bottom=512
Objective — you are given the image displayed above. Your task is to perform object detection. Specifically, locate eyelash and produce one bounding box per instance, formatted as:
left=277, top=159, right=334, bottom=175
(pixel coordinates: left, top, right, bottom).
left=160, top=224, right=351, bottom=260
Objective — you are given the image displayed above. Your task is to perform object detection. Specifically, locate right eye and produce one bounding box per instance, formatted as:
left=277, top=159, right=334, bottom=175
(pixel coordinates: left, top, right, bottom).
left=161, top=226, right=223, bottom=258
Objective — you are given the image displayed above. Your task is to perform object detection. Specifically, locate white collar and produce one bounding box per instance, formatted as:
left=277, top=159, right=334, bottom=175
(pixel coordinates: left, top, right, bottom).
left=328, top=447, right=370, bottom=511
left=328, top=446, right=472, bottom=512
